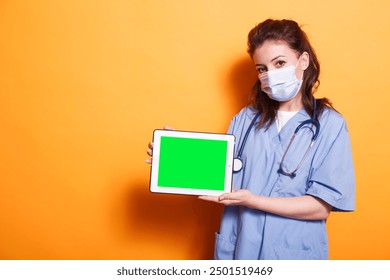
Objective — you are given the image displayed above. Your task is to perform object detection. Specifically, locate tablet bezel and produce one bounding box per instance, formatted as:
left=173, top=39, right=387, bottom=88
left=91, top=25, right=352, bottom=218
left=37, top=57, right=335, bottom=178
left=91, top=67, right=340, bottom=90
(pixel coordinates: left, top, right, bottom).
left=150, top=129, right=235, bottom=196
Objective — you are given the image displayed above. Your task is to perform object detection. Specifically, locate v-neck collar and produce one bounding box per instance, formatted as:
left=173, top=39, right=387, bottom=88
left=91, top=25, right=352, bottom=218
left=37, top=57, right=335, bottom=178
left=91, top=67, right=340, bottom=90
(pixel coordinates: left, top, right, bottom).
left=272, top=109, right=310, bottom=142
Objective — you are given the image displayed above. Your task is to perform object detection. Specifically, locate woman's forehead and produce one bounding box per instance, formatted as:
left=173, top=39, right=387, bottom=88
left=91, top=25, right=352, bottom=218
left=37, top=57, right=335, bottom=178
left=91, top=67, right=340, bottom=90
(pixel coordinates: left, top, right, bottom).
left=253, top=40, right=297, bottom=63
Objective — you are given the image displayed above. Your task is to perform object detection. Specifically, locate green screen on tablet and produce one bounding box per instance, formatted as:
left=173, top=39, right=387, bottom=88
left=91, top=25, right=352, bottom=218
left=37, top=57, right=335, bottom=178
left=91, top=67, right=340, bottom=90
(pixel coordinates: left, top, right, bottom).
left=150, top=130, right=235, bottom=196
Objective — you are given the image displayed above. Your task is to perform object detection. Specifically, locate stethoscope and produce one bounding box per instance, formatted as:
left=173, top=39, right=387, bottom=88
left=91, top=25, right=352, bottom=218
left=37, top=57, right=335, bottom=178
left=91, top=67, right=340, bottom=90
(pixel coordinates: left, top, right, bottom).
left=233, top=98, right=320, bottom=178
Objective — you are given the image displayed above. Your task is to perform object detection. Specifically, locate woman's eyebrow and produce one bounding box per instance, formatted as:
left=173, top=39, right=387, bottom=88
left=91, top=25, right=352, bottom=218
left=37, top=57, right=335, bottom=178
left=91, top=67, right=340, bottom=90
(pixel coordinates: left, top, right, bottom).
left=255, top=55, right=286, bottom=66
left=270, top=55, right=286, bottom=62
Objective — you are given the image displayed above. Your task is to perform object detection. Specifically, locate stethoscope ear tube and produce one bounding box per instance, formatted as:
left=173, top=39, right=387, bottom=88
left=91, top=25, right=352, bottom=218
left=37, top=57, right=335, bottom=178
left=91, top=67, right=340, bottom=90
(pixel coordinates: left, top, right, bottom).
left=279, top=98, right=320, bottom=177
left=312, top=120, right=320, bottom=141
left=294, top=119, right=320, bottom=141
left=233, top=113, right=260, bottom=173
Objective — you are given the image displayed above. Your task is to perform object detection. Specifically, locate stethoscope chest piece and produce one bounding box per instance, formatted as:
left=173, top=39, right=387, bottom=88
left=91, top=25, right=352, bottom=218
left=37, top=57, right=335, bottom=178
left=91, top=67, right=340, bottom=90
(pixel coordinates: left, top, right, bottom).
left=233, top=158, right=243, bottom=172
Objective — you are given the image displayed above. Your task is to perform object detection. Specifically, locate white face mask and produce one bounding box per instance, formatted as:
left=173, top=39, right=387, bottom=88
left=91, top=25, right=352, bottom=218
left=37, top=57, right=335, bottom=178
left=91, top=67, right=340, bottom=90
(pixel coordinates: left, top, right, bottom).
left=259, top=58, right=303, bottom=102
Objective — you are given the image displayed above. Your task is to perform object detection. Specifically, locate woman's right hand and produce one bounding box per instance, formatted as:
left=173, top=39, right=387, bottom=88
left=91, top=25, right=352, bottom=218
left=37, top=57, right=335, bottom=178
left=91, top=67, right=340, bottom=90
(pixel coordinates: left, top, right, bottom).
left=145, top=126, right=175, bottom=164
left=145, top=141, right=154, bottom=164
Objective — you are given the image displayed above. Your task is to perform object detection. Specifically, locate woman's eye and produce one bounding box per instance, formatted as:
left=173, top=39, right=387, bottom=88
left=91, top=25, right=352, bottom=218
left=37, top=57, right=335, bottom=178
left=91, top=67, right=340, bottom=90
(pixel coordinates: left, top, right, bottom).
left=275, top=61, right=286, bottom=68
left=257, top=67, right=267, bottom=73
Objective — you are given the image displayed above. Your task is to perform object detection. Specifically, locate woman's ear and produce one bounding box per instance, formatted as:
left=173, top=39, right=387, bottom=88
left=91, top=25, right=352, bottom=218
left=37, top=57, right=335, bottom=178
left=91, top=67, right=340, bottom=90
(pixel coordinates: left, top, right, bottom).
left=301, top=51, right=310, bottom=70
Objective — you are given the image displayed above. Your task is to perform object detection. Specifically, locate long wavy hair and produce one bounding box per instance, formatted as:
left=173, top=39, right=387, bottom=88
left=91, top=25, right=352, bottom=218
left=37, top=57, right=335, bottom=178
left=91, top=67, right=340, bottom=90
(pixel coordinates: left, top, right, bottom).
left=247, top=19, right=334, bottom=129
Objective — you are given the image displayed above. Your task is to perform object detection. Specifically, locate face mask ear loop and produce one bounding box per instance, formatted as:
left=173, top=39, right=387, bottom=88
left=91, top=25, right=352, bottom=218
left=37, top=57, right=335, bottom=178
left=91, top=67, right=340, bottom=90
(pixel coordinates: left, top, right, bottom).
left=299, top=69, right=304, bottom=81
left=295, top=55, right=305, bottom=81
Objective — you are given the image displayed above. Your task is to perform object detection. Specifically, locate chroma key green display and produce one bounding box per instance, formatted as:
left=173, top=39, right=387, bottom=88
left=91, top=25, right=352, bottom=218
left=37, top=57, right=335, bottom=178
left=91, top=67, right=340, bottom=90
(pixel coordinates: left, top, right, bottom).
left=157, top=136, right=228, bottom=190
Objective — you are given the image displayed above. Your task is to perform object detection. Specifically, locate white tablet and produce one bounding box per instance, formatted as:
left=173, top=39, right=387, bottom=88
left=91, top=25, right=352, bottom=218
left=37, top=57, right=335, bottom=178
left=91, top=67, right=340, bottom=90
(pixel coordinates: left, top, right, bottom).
left=150, top=129, right=235, bottom=196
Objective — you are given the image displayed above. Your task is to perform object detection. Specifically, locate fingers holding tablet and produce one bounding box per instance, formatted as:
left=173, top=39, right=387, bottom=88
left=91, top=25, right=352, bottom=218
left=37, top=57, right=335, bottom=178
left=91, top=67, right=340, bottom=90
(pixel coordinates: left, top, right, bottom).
left=145, top=126, right=176, bottom=164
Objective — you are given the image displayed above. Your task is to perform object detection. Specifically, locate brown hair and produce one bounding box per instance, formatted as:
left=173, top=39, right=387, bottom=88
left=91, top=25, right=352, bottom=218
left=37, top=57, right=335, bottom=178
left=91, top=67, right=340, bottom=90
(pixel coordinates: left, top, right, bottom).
left=247, top=19, right=334, bottom=129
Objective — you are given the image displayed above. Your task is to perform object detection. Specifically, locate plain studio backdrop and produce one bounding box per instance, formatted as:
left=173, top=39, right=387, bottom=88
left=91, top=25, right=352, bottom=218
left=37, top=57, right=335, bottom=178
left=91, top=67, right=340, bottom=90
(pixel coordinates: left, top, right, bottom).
left=0, top=0, right=389, bottom=259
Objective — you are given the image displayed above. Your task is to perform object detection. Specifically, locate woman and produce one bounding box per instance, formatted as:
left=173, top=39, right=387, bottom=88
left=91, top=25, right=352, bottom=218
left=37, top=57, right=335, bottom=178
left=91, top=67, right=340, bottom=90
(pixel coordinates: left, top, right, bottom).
left=147, top=19, right=355, bottom=260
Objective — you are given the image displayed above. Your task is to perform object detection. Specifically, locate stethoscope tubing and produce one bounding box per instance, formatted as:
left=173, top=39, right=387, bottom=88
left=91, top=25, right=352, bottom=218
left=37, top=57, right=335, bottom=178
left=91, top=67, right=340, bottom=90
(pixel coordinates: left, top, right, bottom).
left=233, top=99, right=320, bottom=176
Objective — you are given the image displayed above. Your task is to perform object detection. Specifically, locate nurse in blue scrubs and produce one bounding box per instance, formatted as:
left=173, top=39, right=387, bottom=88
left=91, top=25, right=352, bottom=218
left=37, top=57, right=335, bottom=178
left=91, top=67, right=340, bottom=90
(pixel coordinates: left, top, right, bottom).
left=199, top=19, right=355, bottom=259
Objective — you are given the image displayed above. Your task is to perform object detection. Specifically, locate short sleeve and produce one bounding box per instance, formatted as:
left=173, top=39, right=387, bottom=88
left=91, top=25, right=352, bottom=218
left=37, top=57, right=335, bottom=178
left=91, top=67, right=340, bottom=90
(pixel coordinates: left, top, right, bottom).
left=227, top=114, right=238, bottom=134
left=306, top=116, right=356, bottom=212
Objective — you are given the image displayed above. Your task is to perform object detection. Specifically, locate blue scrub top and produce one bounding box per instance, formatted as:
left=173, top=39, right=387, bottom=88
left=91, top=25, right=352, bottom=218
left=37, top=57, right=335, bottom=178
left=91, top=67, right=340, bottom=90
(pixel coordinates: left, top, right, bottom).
left=215, top=106, right=355, bottom=260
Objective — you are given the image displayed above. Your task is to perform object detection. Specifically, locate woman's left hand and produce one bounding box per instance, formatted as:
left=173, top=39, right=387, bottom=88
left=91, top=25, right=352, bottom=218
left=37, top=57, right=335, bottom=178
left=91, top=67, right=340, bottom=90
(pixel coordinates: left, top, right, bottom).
left=200, top=189, right=333, bottom=220
left=199, top=189, right=255, bottom=207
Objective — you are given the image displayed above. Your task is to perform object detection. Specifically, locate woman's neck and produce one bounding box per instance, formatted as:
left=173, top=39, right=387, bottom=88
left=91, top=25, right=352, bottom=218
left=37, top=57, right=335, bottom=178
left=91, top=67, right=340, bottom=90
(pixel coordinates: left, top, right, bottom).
left=278, top=94, right=303, bottom=112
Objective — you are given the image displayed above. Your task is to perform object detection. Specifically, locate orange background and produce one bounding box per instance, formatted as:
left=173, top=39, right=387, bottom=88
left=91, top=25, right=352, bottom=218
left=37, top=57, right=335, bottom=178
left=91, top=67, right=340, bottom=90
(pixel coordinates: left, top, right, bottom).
left=1, top=0, right=389, bottom=259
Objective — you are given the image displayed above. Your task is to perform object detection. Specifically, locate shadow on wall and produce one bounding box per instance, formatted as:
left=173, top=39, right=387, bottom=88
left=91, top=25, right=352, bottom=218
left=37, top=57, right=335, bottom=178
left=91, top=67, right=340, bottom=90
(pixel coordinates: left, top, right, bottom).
left=224, top=55, right=258, bottom=117
left=111, top=57, right=257, bottom=260
left=116, top=179, right=223, bottom=259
